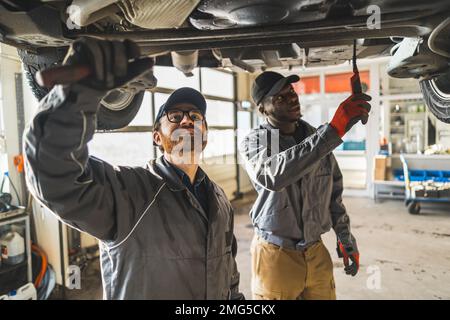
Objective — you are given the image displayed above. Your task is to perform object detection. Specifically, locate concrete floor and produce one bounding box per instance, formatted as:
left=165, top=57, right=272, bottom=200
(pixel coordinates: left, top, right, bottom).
left=62, top=194, right=450, bottom=300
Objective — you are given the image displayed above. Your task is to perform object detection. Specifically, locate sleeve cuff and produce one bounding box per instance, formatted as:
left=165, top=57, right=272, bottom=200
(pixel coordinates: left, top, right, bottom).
left=317, top=123, right=343, bottom=151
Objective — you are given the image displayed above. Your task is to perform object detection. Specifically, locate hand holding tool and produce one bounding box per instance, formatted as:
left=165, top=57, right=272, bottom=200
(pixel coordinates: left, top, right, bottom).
left=36, top=37, right=154, bottom=91
left=330, top=93, right=372, bottom=137
left=349, top=39, right=369, bottom=126
left=36, top=65, right=92, bottom=89
left=336, top=240, right=360, bottom=276
left=330, top=41, right=372, bottom=137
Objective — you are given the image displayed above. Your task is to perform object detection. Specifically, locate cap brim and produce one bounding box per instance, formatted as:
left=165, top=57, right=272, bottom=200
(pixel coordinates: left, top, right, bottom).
left=265, top=74, right=300, bottom=99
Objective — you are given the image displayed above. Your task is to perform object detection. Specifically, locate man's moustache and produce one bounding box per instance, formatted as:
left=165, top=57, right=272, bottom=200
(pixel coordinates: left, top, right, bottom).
left=175, top=126, right=201, bottom=134
left=171, top=127, right=204, bottom=140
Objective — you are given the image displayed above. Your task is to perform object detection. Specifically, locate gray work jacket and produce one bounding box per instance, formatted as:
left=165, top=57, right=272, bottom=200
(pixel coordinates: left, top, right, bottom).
left=23, top=85, right=243, bottom=300
left=239, top=120, right=358, bottom=253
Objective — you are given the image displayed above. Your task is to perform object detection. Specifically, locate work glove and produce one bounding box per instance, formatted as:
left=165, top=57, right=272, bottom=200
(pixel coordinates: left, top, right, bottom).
left=330, top=93, right=372, bottom=138
left=62, top=37, right=155, bottom=92
left=336, top=239, right=360, bottom=277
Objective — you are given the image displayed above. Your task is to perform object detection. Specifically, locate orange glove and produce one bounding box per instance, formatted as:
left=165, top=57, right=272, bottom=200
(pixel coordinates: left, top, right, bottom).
left=336, top=240, right=360, bottom=276
left=330, top=93, right=372, bottom=138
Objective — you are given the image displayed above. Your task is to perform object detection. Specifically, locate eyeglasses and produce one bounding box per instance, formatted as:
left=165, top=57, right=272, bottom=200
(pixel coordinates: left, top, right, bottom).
left=165, top=109, right=204, bottom=123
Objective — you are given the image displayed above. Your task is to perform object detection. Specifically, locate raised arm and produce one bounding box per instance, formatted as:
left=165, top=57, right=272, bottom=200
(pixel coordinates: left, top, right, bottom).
left=240, top=124, right=342, bottom=192
left=24, top=38, right=156, bottom=241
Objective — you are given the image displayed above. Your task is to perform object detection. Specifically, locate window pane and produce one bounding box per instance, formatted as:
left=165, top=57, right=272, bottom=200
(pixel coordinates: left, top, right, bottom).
left=325, top=71, right=370, bottom=93
left=205, top=100, right=234, bottom=127
left=253, top=111, right=264, bottom=128
left=237, top=111, right=251, bottom=129
left=89, top=132, right=154, bottom=167
left=300, top=95, right=323, bottom=128
left=129, top=91, right=153, bottom=126
left=154, top=92, right=170, bottom=117
left=203, top=130, right=235, bottom=158
left=237, top=111, right=251, bottom=145
left=201, top=69, right=234, bottom=99
left=154, top=66, right=200, bottom=90
left=293, top=76, right=320, bottom=94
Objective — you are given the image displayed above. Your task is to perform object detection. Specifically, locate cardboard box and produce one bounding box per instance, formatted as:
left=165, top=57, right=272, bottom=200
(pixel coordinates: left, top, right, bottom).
left=374, top=155, right=387, bottom=181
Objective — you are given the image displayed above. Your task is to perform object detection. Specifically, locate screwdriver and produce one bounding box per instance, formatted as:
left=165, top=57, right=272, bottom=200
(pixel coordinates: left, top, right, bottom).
left=350, top=39, right=370, bottom=126
left=350, top=39, right=362, bottom=95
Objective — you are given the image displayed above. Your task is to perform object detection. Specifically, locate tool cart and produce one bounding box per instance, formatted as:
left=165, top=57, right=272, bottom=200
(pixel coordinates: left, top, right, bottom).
left=399, top=154, right=450, bottom=214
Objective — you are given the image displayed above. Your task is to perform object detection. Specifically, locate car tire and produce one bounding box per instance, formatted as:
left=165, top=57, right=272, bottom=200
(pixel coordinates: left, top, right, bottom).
left=18, top=47, right=143, bottom=130
left=419, top=70, right=450, bottom=124
left=96, top=89, right=144, bottom=130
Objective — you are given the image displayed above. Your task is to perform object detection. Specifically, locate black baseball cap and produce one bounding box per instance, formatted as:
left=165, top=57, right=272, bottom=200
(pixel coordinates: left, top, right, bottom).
left=251, top=71, right=300, bottom=105
left=154, top=87, right=207, bottom=124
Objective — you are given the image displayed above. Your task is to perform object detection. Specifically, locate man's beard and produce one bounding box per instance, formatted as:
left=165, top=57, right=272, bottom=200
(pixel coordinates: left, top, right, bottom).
left=160, top=126, right=207, bottom=164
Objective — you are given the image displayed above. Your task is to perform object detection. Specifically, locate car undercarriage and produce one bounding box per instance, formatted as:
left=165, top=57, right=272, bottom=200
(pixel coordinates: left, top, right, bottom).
left=1, top=0, right=449, bottom=126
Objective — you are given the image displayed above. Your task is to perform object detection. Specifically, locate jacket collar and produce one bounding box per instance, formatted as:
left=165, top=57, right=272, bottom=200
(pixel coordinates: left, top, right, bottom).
left=165, top=157, right=207, bottom=189
left=147, top=156, right=207, bottom=192
left=149, top=156, right=213, bottom=223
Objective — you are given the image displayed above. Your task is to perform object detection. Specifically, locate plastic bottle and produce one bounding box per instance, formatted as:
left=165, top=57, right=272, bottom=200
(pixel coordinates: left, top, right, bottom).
left=0, top=231, right=25, bottom=265
left=8, top=283, right=37, bottom=300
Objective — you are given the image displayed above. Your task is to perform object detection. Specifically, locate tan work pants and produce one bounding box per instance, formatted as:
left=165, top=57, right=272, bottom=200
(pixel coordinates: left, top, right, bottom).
left=251, top=235, right=336, bottom=300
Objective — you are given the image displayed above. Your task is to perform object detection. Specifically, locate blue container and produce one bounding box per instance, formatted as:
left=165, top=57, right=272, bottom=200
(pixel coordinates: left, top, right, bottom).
left=393, top=168, right=404, bottom=181
left=396, top=169, right=450, bottom=182
left=442, top=171, right=450, bottom=181
left=426, top=171, right=442, bottom=180
left=343, top=141, right=366, bottom=151
left=409, top=170, right=426, bottom=181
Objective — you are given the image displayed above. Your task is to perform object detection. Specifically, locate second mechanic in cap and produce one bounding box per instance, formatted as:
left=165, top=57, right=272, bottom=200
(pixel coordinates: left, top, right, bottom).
left=24, top=37, right=244, bottom=300
left=240, top=71, right=371, bottom=300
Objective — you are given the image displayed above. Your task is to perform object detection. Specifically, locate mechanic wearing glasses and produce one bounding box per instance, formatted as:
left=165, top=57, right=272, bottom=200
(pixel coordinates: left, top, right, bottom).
left=240, top=71, right=371, bottom=300
left=24, top=37, right=244, bottom=300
